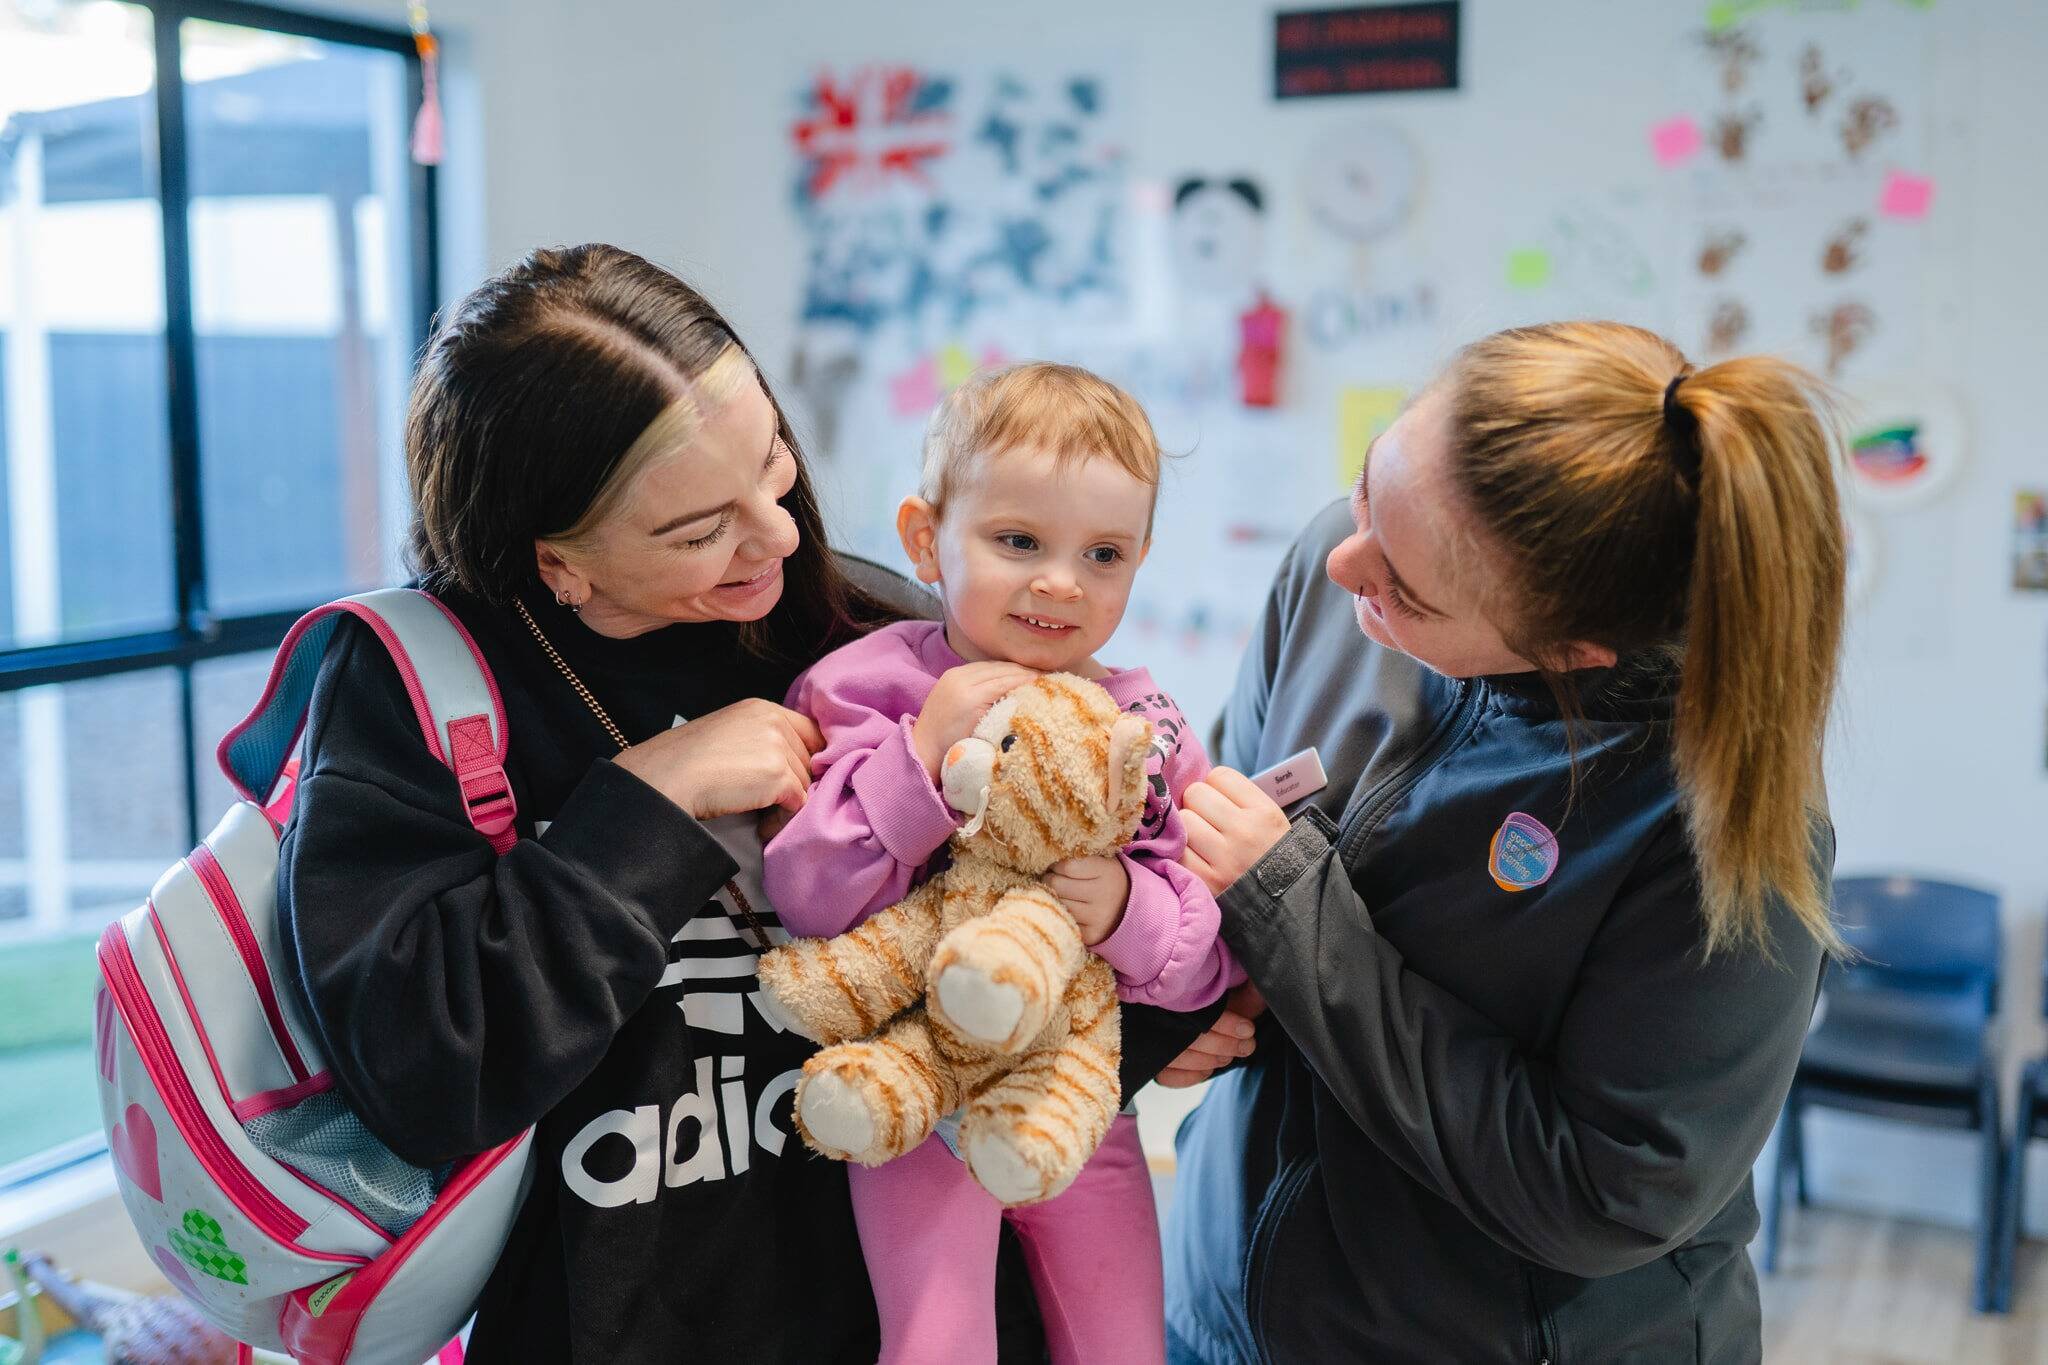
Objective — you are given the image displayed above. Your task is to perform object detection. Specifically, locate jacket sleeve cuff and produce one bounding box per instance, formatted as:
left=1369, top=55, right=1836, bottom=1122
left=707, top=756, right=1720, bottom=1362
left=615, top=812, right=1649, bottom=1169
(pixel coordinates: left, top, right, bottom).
left=846, top=716, right=961, bottom=864
left=540, top=758, right=738, bottom=938
left=1220, top=807, right=1340, bottom=930
left=1092, top=853, right=1177, bottom=986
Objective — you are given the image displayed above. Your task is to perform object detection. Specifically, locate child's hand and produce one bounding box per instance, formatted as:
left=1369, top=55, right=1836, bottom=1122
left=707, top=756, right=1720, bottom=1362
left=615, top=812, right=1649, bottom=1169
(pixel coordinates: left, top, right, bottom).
left=910, top=662, right=1041, bottom=780
left=1044, top=855, right=1131, bottom=945
left=1180, top=768, right=1292, bottom=895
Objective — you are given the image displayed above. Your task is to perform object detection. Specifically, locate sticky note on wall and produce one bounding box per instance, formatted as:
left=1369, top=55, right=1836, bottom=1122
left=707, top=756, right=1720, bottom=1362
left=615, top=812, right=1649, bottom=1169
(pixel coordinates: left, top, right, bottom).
left=1650, top=116, right=1703, bottom=168
left=1878, top=170, right=1935, bottom=220
left=1337, top=386, right=1407, bottom=490
left=1506, top=247, right=1551, bottom=290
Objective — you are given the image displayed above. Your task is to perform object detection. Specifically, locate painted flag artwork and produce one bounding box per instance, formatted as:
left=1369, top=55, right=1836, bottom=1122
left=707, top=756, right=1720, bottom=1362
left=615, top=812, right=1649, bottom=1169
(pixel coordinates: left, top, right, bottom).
left=790, top=64, right=1128, bottom=336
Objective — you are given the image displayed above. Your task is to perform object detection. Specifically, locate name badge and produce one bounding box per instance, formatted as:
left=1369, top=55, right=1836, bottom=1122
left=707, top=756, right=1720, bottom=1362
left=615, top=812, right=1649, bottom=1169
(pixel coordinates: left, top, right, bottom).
left=1489, top=812, right=1559, bottom=892
left=1250, top=747, right=1328, bottom=807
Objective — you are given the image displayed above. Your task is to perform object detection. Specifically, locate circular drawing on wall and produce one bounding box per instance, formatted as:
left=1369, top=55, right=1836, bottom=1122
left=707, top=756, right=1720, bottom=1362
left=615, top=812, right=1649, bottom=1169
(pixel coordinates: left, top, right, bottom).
left=1842, top=380, right=1967, bottom=511
left=1299, top=121, right=1420, bottom=244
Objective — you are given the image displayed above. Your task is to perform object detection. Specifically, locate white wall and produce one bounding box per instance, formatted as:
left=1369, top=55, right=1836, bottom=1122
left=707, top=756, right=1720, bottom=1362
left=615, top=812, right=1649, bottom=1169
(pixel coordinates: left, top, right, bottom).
left=321, top=0, right=2048, bottom=1229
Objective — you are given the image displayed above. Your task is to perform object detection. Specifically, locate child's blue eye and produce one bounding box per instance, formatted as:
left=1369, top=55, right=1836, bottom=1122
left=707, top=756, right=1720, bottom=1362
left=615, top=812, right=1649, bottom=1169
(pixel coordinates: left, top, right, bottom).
left=1086, top=546, right=1122, bottom=565
left=998, top=533, right=1038, bottom=553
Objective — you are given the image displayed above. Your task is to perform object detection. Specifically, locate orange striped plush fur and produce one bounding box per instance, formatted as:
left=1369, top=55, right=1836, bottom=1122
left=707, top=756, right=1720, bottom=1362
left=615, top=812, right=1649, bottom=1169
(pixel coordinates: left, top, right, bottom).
left=755, top=674, right=1153, bottom=1206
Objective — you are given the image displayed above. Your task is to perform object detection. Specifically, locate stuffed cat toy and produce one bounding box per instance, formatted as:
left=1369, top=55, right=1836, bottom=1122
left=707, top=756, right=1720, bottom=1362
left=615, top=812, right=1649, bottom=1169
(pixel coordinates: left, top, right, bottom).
left=754, top=674, right=1152, bottom=1206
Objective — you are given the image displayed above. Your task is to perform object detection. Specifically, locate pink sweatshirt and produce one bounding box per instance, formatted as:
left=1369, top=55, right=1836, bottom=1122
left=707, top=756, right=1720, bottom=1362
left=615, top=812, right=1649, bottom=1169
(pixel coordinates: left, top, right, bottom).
left=762, top=620, right=1240, bottom=1011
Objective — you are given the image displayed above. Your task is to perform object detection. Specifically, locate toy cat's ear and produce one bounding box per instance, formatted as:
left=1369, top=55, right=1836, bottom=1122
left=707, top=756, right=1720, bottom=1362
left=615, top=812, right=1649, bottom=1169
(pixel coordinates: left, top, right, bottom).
left=1106, top=715, right=1151, bottom=815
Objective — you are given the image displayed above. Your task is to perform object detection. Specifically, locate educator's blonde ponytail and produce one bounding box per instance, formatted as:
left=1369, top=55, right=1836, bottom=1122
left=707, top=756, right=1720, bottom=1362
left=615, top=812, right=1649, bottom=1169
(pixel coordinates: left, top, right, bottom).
left=1444, top=322, right=1845, bottom=956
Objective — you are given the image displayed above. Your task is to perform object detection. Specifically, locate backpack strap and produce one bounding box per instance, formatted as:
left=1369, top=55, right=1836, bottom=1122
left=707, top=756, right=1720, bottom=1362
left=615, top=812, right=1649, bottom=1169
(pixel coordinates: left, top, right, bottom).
left=216, top=589, right=518, bottom=853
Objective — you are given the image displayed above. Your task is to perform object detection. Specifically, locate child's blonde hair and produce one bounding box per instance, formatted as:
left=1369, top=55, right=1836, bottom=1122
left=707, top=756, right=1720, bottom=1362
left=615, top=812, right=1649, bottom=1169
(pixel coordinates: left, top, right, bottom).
left=919, top=363, right=1162, bottom=531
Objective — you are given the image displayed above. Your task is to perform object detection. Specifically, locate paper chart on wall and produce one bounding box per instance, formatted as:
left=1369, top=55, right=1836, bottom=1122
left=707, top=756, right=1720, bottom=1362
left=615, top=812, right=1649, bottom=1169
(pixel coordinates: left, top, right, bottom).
left=1665, top=6, right=1933, bottom=384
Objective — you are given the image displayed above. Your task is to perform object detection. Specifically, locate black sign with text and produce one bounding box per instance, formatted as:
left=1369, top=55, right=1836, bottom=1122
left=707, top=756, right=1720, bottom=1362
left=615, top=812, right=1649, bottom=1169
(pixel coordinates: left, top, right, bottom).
left=1274, top=2, right=1462, bottom=100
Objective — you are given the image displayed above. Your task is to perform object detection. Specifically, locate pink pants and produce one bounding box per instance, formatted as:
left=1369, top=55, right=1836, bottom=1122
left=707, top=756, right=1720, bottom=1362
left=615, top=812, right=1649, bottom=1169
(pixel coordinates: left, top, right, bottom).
left=848, top=1113, right=1165, bottom=1365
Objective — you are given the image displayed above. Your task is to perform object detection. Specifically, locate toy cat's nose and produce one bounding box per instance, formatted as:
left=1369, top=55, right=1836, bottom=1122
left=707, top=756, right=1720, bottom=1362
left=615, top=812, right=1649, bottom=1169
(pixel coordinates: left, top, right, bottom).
left=941, top=736, right=999, bottom=822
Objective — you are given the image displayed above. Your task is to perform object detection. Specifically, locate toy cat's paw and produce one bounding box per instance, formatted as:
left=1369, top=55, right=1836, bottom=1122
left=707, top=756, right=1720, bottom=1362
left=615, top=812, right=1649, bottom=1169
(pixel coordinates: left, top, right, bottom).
left=932, top=959, right=1027, bottom=1050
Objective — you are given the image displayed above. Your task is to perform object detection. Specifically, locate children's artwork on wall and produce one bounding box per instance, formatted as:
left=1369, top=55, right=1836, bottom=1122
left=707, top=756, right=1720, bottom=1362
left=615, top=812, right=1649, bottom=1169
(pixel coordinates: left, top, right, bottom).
left=787, top=326, right=863, bottom=455
left=1301, top=281, right=1438, bottom=352
left=1842, top=380, right=1966, bottom=510
left=1705, top=298, right=1751, bottom=353
left=1504, top=199, right=1662, bottom=317
left=1809, top=300, right=1876, bottom=376
left=1299, top=121, right=1421, bottom=244
left=1711, top=107, right=1764, bottom=163
left=1700, top=26, right=1764, bottom=95
left=1820, top=217, right=1868, bottom=273
left=886, top=342, right=1012, bottom=418
left=2014, top=490, right=2048, bottom=593
left=1236, top=293, right=1288, bottom=408
left=1798, top=43, right=1845, bottom=115
left=1698, top=228, right=1748, bottom=277
left=1336, top=386, right=1406, bottom=489
left=1169, top=177, right=1266, bottom=300
left=1705, top=0, right=1935, bottom=29
left=789, top=64, right=1128, bottom=337
left=1837, top=94, right=1898, bottom=160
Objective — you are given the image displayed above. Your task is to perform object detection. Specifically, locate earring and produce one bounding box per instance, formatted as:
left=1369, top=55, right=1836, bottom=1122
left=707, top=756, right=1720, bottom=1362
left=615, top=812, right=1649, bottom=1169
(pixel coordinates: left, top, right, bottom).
left=555, top=589, right=572, bottom=608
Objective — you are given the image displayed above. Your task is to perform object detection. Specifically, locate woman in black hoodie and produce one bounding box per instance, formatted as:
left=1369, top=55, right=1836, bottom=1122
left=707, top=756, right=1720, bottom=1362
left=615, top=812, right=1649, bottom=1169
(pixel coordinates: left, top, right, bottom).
left=278, top=245, right=1193, bottom=1361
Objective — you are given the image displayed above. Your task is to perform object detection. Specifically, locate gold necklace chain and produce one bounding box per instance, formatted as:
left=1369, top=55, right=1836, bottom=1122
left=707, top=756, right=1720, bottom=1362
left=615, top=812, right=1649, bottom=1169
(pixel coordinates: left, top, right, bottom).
left=512, top=597, right=772, bottom=949
left=515, top=599, right=631, bottom=751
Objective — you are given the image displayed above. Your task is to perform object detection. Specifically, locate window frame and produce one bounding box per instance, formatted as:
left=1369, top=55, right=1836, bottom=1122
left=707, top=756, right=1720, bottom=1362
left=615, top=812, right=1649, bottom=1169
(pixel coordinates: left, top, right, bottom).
left=0, top=0, right=437, bottom=1195
left=0, top=0, right=438, bottom=848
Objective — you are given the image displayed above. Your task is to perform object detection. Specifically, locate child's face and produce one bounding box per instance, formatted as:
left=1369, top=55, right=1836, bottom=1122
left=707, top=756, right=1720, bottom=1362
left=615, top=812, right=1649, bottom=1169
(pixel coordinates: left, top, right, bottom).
left=906, top=446, right=1153, bottom=673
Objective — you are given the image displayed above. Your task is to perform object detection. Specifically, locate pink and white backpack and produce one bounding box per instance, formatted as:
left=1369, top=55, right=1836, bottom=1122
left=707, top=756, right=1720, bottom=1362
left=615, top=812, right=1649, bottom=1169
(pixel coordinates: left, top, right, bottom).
left=93, top=589, right=534, bottom=1364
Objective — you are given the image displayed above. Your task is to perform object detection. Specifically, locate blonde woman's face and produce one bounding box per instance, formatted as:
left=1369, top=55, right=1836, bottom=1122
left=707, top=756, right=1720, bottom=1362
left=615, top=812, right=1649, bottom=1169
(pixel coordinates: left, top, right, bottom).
left=554, top=381, right=801, bottom=636
left=1324, top=390, right=1535, bottom=678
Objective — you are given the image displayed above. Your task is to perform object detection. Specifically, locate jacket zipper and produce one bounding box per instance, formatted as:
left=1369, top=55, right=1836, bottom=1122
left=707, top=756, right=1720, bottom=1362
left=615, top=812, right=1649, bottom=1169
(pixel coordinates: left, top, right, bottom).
left=99, top=922, right=327, bottom=1248
left=188, top=843, right=311, bottom=1084
left=1522, top=1265, right=1559, bottom=1364
left=1338, top=679, right=1482, bottom=864
left=1244, top=1155, right=1319, bottom=1364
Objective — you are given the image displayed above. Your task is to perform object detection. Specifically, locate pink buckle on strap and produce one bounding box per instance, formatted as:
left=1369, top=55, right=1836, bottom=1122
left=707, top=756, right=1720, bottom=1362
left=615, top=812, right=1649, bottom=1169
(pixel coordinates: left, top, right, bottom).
left=447, top=714, right=517, bottom=854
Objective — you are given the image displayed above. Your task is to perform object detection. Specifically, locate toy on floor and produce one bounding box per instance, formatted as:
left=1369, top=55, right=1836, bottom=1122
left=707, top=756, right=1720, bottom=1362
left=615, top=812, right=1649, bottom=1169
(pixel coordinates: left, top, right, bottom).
left=756, top=674, right=1152, bottom=1206
left=11, top=1250, right=236, bottom=1365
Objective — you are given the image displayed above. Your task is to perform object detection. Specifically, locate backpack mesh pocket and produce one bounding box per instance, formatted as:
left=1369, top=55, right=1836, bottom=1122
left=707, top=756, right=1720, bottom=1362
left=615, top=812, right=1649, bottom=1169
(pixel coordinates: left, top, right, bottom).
left=245, top=1091, right=448, bottom=1236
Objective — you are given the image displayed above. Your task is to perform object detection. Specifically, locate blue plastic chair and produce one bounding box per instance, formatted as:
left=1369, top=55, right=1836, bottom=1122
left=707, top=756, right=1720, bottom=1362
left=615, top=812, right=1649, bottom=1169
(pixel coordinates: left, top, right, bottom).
left=1994, top=935, right=2048, bottom=1311
left=1760, top=875, right=2004, bottom=1312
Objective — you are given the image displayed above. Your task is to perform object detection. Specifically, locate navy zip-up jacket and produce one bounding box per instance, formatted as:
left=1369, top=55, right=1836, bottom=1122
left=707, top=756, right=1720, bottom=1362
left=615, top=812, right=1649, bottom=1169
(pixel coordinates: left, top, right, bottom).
left=1164, top=501, right=1828, bottom=1364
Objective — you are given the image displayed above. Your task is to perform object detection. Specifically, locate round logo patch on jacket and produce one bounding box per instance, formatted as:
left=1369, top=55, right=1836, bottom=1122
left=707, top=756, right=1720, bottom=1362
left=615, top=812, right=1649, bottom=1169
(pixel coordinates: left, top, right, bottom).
left=1488, top=812, right=1559, bottom=892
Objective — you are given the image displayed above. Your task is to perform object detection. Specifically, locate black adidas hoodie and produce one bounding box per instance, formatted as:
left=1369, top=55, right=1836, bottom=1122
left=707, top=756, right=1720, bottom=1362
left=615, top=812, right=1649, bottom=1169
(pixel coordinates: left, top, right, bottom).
left=277, top=557, right=1211, bottom=1362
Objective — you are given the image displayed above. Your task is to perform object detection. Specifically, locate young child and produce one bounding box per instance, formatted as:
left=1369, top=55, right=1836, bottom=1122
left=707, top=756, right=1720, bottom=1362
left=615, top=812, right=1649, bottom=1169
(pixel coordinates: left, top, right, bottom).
left=762, top=362, right=1239, bottom=1364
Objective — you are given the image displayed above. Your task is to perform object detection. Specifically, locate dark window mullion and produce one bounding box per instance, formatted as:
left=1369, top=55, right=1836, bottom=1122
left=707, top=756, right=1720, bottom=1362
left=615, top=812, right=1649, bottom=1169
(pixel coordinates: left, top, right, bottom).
left=408, top=55, right=441, bottom=357
left=177, top=663, right=201, bottom=847
left=0, top=1, right=432, bottom=688
left=151, top=4, right=209, bottom=642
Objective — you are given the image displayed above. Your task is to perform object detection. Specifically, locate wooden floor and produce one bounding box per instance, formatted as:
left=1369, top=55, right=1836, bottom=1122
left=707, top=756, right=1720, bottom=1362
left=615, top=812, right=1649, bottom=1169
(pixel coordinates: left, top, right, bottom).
left=1763, top=1207, right=2048, bottom=1363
